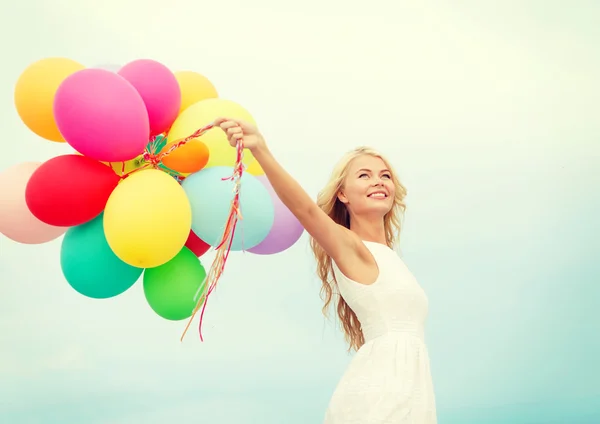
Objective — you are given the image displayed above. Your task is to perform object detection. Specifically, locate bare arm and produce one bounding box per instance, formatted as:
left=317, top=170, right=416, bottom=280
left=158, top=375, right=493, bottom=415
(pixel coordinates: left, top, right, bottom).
left=251, top=144, right=357, bottom=262
left=215, top=117, right=361, bottom=264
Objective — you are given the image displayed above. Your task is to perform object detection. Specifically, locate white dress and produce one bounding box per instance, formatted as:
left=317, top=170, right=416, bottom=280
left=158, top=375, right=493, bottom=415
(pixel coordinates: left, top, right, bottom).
left=324, top=241, right=437, bottom=423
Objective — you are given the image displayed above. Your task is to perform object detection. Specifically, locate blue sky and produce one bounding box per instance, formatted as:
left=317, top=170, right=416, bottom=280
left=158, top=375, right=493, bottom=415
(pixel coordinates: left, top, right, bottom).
left=1, top=1, right=599, bottom=423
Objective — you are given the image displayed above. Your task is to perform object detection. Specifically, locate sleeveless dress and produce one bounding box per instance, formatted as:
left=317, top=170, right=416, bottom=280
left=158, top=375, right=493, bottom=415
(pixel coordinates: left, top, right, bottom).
left=323, top=241, right=437, bottom=423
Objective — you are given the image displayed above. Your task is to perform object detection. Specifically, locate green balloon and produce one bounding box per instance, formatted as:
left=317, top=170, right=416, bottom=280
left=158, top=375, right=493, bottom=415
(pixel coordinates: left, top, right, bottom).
left=143, top=247, right=207, bottom=320
left=60, top=213, right=143, bottom=299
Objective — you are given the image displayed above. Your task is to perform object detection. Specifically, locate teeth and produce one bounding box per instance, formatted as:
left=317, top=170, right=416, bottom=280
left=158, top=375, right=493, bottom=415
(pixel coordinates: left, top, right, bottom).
left=369, top=193, right=386, bottom=198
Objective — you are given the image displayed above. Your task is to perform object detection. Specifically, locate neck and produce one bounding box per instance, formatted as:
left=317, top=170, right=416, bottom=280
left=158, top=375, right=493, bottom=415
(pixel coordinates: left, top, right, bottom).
left=349, top=214, right=387, bottom=245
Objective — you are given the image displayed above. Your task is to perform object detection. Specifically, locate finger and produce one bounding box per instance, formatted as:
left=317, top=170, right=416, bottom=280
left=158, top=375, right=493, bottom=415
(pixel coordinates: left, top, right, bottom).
left=213, top=117, right=230, bottom=126
left=215, top=118, right=238, bottom=130
left=228, top=134, right=243, bottom=146
left=229, top=133, right=243, bottom=144
left=219, top=121, right=239, bottom=131
left=227, top=127, right=243, bottom=137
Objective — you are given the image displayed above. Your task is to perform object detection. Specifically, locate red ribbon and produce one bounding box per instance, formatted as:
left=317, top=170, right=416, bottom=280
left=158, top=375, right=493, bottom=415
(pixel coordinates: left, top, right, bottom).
left=180, top=135, right=246, bottom=342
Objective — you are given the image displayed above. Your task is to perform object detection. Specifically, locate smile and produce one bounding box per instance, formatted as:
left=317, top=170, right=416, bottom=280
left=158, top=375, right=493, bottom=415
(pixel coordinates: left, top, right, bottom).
left=367, top=192, right=388, bottom=199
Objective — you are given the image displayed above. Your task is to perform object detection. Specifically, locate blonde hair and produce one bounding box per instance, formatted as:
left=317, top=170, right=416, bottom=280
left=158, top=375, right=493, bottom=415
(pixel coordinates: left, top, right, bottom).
left=309, top=146, right=407, bottom=352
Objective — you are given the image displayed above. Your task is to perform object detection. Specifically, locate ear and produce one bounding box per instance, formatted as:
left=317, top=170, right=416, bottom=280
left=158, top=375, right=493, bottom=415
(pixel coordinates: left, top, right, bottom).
left=337, top=190, right=349, bottom=204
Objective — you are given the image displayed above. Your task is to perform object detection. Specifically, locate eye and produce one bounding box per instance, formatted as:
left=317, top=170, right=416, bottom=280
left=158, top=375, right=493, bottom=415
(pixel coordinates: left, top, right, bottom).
left=382, top=173, right=391, bottom=179
left=358, top=173, right=369, bottom=178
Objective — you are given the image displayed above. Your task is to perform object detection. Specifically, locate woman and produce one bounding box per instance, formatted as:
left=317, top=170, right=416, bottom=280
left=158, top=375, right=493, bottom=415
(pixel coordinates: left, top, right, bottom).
left=216, top=118, right=437, bottom=423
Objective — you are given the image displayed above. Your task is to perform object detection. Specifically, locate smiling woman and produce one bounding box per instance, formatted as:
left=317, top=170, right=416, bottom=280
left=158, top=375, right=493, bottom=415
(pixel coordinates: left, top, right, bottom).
left=333, top=151, right=403, bottom=238
left=214, top=119, right=437, bottom=423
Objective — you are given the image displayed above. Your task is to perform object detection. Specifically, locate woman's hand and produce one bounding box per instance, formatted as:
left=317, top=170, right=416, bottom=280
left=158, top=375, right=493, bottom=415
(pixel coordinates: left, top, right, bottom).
left=214, top=117, right=266, bottom=153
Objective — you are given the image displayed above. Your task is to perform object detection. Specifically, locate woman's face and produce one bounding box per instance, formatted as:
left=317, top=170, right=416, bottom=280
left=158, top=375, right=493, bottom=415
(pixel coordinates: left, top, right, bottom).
left=338, top=155, right=395, bottom=219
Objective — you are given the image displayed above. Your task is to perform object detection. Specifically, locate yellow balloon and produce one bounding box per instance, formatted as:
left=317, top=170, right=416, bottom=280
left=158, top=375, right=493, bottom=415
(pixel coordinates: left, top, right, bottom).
left=245, top=157, right=264, bottom=176
left=74, top=152, right=146, bottom=176
left=103, top=169, right=192, bottom=268
left=174, top=70, right=218, bottom=114
left=167, top=98, right=265, bottom=176
left=14, top=57, right=85, bottom=142
left=102, top=156, right=146, bottom=176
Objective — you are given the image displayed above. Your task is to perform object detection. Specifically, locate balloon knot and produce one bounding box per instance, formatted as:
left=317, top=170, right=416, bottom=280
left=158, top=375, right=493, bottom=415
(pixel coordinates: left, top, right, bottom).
left=142, top=152, right=162, bottom=168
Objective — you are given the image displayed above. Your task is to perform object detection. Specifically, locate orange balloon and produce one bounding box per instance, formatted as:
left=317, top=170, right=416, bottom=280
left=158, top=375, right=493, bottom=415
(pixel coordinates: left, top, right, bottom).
left=174, top=71, right=218, bottom=114
left=14, top=57, right=85, bottom=142
left=161, top=140, right=209, bottom=174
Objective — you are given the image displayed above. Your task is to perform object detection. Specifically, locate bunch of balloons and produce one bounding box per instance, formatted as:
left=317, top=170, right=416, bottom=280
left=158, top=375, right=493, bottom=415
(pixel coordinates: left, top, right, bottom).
left=0, top=57, right=304, bottom=337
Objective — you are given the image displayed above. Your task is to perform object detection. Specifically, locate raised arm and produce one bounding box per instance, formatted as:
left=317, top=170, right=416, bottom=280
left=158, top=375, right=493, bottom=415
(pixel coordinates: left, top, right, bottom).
left=215, top=118, right=358, bottom=263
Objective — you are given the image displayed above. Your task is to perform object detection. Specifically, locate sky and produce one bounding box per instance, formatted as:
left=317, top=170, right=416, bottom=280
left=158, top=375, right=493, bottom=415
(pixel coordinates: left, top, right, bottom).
left=1, top=0, right=599, bottom=423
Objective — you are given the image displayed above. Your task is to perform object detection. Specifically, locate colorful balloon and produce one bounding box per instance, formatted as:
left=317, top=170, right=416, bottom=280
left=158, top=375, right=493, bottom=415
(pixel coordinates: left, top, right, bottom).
left=103, top=169, right=192, bottom=268
left=118, top=59, right=181, bottom=136
left=102, top=156, right=146, bottom=176
left=167, top=98, right=264, bottom=175
left=184, top=230, right=211, bottom=257
left=25, top=155, right=120, bottom=227
left=14, top=57, right=85, bottom=142
left=160, top=139, right=209, bottom=174
left=182, top=166, right=274, bottom=251
left=61, top=213, right=142, bottom=299
left=143, top=247, right=207, bottom=321
left=53, top=68, right=150, bottom=162
left=248, top=175, right=304, bottom=255
left=0, top=162, right=67, bottom=244
left=174, top=70, right=218, bottom=114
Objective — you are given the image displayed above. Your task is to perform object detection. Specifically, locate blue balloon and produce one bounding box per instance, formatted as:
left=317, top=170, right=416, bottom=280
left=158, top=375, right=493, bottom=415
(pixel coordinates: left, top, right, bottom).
left=182, top=166, right=274, bottom=251
left=60, top=213, right=143, bottom=299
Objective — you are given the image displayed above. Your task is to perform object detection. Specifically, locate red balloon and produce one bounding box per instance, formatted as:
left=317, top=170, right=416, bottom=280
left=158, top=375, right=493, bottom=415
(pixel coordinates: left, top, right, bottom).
left=185, top=230, right=210, bottom=257
left=26, top=154, right=120, bottom=227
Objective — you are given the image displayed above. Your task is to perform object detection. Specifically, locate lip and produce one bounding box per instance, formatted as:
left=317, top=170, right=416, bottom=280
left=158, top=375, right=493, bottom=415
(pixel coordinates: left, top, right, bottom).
left=367, top=191, right=388, bottom=199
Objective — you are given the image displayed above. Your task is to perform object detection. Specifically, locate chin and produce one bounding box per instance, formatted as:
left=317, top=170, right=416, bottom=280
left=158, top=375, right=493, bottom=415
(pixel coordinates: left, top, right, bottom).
left=361, top=204, right=392, bottom=218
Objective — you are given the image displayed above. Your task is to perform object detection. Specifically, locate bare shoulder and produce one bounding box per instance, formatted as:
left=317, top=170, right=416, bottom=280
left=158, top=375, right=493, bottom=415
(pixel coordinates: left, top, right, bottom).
left=331, top=229, right=380, bottom=286
left=301, top=204, right=378, bottom=285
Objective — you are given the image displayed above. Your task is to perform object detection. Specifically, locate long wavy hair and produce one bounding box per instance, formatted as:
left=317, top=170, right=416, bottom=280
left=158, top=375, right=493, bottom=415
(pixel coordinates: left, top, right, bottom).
left=309, top=147, right=407, bottom=352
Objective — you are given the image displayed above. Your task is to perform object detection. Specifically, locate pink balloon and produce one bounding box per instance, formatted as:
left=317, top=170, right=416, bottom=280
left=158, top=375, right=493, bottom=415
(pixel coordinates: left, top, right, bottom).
left=247, top=175, right=304, bottom=255
left=54, top=68, right=150, bottom=162
left=118, top=59, right=181, bottom=136
left=0, top=162, right=67, bottom=244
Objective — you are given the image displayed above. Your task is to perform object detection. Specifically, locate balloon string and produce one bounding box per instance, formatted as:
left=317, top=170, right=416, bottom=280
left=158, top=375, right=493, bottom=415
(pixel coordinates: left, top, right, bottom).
left=180, top=138, right=245, bottom=342
left=107, top=120, right=245, bottom=342
left=119, top=123, right=216, bottom=179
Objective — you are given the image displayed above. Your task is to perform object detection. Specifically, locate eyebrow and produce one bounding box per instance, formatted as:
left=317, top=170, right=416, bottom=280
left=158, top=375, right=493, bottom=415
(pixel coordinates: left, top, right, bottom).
left=356, top=168, right=391, bottom=174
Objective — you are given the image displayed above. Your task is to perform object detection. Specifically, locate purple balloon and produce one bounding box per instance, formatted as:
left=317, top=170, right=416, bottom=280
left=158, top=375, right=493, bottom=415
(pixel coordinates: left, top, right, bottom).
left=247, top=175, right=304, bottom=255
